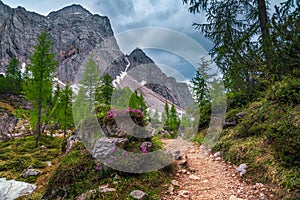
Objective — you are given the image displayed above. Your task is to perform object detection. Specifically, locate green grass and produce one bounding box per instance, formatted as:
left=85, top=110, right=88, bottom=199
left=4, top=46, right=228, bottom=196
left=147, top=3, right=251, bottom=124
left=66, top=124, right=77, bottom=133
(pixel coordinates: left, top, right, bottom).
left=1, top=135, right=175, bottom=199
left=43, top=142, right=176, bottom=199
left=212, top=96, right=300, bottom=199
left=0, top=135, right=62, bottom=182
left=0, top=135, right=63, bottom=199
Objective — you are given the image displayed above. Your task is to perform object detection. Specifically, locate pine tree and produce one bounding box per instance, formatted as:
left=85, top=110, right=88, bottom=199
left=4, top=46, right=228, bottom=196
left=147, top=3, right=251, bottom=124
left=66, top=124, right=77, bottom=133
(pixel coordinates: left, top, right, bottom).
left=162, top=102, right=170, bottom=130
left=138, top=93, right=148, bottom=118
left=169, top=104, right=180, bottom=135
left=191, top=57, right=215, bottom=107
left=58, top=82, right=74, bottom=137
left=80, top=56, right=100, bottom=109
left=6, top=57, right=21, bottom=79
left=182, top=0, right=272, bottom=103
left=5, top=57, right=22, bottom=94
left=24, top=31, right=58, bottom=147
left=151, top=110, right=161, bottom=129
left=96, top=73, right=113, bottom=105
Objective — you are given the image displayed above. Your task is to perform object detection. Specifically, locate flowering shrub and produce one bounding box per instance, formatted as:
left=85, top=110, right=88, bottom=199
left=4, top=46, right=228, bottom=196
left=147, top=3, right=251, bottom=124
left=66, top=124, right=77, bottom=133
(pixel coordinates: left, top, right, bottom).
left=99, top=107, right=147, bottom=127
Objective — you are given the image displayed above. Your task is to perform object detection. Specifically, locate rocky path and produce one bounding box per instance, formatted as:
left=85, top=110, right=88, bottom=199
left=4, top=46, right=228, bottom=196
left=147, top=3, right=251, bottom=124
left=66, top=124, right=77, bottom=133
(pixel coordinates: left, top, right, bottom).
left=161, top=139, right=273, bottom=200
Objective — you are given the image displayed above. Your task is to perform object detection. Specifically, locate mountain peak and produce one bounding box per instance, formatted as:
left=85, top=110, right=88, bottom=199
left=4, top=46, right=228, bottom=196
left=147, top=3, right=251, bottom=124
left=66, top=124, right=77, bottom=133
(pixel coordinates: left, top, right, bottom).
left=47, top=4, right=91, bottom=19
left=128, top=48, right=154, bottom=65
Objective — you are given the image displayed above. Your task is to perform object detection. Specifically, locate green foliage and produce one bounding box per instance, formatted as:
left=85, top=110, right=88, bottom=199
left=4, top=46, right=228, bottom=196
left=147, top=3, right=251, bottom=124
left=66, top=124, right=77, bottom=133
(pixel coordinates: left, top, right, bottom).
left=111, top=87, right=148, bottom=121
left=96, top=73, right=113, bottom=105
left=0, top=58, right=24, bottom=95
left=270, top=1, right=300, bottom=79
left=55, top=82, right=74, bottom=136
left=162, top=103, right=180, bottom=137
left=214, top=80, right=300, bottom=196
left=0, top=135, right=62, bottom=184
left=79, top=56, right=100, bottom=108
left=24, top=31, right=58, bottom=147
left=191, top=57, right=215, bottom=106
left=6, top=57, right=21, bottom=79
left=44, top=142, right=175, bottom=199
left=267, top=77, right=300, bottom=105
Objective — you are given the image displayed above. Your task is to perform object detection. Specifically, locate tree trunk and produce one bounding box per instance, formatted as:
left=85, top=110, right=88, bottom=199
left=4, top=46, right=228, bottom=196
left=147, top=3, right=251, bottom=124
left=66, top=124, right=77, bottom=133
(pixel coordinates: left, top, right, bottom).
left=35, top=97, right=42, bottom=148
left=35, top=73, right=43, bottom=148
left=256, top=0, right=271, bottom=62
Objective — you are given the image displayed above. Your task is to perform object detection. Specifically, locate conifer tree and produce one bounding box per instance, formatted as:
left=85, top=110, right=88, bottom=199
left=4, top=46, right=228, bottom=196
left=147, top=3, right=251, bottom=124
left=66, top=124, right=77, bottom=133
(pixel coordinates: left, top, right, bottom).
left=96, top=73, right=113, bottom=105
left=162, top=102, right=170, bottom=130
left=169, top=104, right=180, bottom=135
left=6, top=57, right=21, bottom=80
left=24, top=31, right=58, bottom=147
left=80, top=56, right=100, bottom=109
left=5, top=57, right=22, bottom=94
left=58, top=82, right=74, bottom=137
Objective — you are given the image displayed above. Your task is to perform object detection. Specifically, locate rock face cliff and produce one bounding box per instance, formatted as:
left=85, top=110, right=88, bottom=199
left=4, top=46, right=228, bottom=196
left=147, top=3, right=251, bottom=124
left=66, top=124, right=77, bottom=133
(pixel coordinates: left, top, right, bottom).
left=0, top=1, right=193, bottom=108
left=0, top=1, right=120, bottom=82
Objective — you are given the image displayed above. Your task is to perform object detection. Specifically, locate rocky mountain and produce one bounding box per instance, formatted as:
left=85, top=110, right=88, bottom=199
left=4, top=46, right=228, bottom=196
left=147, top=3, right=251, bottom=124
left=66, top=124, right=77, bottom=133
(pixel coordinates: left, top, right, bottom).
left=0, top=1, right=121, bottom=82
left=0, top=1, right=194, bottom=109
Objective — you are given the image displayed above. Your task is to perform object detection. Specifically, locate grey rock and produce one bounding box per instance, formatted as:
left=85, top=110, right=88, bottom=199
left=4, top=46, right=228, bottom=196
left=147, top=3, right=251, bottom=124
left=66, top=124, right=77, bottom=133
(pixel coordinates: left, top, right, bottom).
left=0, top=2, right=119, bottom=83
left=21, top=166, right=42, bottom=178
left=130, top=190, right=147, bottom=200
left=172, top=150, right=182, bottom=160
left=92, top=137, right=128, bottom=160
left=213, top=151, right=222, bottom=157
left=0, top=177, right=37, bottom=200
left=215, top=157, right=222, bottom=161
left=0, top=111, right=18, bottom=139
left=125, top=48, right=194, bottom=108
left=236, top=163, right=247, bottom=177
left=259, top=193, right=266, bottom=200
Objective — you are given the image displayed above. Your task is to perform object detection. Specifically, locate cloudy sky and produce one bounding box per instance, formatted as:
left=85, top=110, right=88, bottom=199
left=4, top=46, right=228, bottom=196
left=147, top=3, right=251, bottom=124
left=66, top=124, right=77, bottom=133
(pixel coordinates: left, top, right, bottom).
left=2, top=0, right=285, bottom=81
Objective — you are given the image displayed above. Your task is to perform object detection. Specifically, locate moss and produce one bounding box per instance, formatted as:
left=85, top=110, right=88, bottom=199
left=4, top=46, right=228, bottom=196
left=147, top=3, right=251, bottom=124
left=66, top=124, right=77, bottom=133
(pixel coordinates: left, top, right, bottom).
left=44, top=142, right=175, bottom=199
left=0, top=135, right=62, bottom=191
left=213, top=78, right=300, bottom=197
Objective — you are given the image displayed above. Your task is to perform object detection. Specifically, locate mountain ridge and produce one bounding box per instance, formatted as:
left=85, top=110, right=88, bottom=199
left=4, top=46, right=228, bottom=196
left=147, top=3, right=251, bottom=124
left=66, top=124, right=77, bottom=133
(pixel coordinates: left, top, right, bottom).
left=0, top=2, right=194, bottom=109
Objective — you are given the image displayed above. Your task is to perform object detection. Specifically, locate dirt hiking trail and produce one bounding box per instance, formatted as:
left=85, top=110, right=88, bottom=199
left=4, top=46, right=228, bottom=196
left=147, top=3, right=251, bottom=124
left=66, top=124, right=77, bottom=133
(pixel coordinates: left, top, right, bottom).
left=161, top=139, right=274, bottom=200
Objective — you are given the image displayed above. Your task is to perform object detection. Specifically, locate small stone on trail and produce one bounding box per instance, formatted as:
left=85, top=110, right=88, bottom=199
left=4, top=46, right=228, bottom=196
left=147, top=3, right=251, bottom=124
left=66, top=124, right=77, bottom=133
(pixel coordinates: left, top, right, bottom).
left=215, top=157, right=222, bottom=161
left=259, top=193, right=266, bottom=200
left=213, top=151, right=222, bottom=157
left=236, top=163, right=247, bottom=176
left=168, top=185, right=174, bottom=194
left=171, top=180, right=180, bottom=186
left=178, top=190, right=189, bottom=198
left=189, top=174, right=200, bottom=180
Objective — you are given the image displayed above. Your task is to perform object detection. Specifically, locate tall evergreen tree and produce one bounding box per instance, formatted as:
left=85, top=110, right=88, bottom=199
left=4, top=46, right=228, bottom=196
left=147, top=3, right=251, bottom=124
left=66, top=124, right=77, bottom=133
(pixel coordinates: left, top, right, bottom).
left=182, top=0, right=272, bottom=102
left=5, top=57, right=22, bottom=94
left=191, top=57, right=215, bottom=107
left=58, top=82, right=74, bottom=137
left=6, top=57, right=21, bottom=79
left=80, top=56, right=100, bottom=109
left=162, top=102, right=170, bottom=130
left=169, top=104, right=180, bottom=135
left=96, top=73, right=113, bottom=105
left=24, top=31, right=58, bottom=147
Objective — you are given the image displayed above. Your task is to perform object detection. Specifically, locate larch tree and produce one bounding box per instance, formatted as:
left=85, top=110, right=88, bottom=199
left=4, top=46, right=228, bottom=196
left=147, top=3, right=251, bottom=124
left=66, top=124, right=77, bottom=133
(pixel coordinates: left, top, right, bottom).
left=24, top=31, right=58, bottom=147
left=79, top=56, right=100, bottom=109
